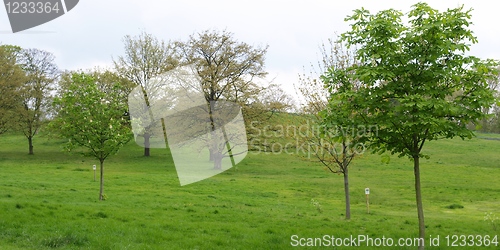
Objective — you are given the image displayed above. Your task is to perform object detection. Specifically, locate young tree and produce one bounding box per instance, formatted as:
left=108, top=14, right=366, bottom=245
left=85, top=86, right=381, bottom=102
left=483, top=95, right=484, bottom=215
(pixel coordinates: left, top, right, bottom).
left=114, top=32, right=177, bottom=156
left=296, top=38, right=361, bottom=220
left=312, top=95, right=366, bottom=221
left=0, top=45, right=25, bottom=135
left=17, top=48, right=58, bottom=154
left=325, top=3, right=498, bottom=248
left=52, top=73, right=132, bottom=200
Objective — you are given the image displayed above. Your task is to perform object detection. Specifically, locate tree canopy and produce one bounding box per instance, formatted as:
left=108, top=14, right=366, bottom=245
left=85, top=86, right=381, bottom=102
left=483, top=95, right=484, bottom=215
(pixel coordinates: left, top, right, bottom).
left=176, top=30, right=268, bottom=105
left=0, top=45, right=25, bottom=135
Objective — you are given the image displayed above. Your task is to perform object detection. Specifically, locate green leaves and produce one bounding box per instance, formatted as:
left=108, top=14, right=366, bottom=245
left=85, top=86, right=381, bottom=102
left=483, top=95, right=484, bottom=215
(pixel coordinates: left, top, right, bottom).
left=51, top=72, right=132, bottom=161
left=325, top=3, right=498, bottom=160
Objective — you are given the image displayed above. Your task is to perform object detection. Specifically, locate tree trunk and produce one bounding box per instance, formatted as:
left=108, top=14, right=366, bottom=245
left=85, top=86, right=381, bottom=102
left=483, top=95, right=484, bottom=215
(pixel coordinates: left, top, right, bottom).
left=343, top=167, right=351, bottom=220
left=213, top=151, right=222, bottom=170
left=208, top=101, right=216, bottom=162
left=413, top=155, right=425, bottom=250
left=144, top=133, right=150, bottom=157
left=161, top=118, right=168, bottom=147
left=209, top=148, right=214, bottom=161
left=482, top=117, right=489, bottom=133
left=99, top=159, right=104, bottom=201
left=341, top=140, right=351, bottom=220
left=28, top=136, right=34, bottom=155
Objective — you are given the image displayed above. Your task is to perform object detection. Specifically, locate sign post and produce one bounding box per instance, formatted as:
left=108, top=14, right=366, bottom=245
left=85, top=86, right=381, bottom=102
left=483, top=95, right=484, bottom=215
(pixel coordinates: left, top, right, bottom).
left=93, top=165, right=96, bottom=181
left=365, top=188, right=370, bottom=214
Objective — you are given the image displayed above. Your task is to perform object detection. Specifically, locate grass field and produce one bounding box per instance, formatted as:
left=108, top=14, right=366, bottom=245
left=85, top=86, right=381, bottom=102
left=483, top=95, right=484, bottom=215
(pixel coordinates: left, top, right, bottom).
left=0, top=128, right=499, bottom=249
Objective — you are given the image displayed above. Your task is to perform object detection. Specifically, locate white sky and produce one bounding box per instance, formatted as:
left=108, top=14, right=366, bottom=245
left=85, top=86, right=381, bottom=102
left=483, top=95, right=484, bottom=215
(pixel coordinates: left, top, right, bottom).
left=1, top=0, right=499, bottom=103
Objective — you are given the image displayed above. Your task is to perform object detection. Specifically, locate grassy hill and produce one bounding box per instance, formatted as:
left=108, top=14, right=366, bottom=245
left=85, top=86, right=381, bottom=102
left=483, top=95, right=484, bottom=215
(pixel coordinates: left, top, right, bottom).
left=0, top=123, right=499, bottom=249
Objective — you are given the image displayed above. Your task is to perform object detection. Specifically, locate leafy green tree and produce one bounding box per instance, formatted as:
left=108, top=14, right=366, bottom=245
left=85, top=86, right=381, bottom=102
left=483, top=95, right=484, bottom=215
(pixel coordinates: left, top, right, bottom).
left=0, top=45, right=25, bottom=135
left=17, top=48, right=58, bottom=155
left=324, top=3, right=498, bottom=247
left=114, top=32, right=177, bottom=157
left=52, top=73, right=132, bottom=201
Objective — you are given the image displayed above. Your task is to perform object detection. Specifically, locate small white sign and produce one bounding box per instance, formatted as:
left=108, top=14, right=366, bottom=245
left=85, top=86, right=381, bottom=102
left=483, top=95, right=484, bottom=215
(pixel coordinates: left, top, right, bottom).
left=365, top=188, right=370, bottom=195
left=93, top=165, right=96, bottom=171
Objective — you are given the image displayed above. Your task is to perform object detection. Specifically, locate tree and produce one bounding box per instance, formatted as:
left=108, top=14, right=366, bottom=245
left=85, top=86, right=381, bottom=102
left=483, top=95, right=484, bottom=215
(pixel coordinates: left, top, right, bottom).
left=175, top=30, right=268, bottom=169
left=0, top=45, right=25, bottom=135
left=258, top=83, right=296, bottom=114
left=296, top=38, right=361, bottom=220
left=52, top=72, right=132, bottom=201
left=16, top=48, right=58, bottom=155
left=479, top=66, right=500, bottom=132
left=176, top=30, right=268, bottom=105
left=491, top=76, right=500, bottom=133
left=313, top=95, right=366, bottom=221
left=114, top=32, right=177, bottom=156
left=325, top=3, right=498, bottom=248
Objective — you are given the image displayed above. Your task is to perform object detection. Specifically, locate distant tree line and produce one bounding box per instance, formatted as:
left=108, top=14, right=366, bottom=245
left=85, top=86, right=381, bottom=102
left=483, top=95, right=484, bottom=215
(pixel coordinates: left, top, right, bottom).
left=0, top=29, right=299, bottom=200
left=0, top=29, right=298, bottom=157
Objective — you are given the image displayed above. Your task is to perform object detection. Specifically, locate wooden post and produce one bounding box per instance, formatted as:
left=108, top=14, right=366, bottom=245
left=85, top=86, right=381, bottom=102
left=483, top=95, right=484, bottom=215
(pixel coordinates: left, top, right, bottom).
left=93, top=165, right=96, bottom=181
left=365, top=188, right=370, bottom=214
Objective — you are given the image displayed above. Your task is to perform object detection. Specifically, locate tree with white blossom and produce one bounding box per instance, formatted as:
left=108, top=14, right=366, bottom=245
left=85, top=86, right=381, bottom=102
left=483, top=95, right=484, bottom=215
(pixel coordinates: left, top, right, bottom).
left=51, top=72, right=131, bottom=200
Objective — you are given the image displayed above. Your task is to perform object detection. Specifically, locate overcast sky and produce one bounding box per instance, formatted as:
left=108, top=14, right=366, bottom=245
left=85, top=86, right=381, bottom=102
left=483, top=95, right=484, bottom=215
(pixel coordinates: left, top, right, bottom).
left=1, top=0, right=499, bottom=101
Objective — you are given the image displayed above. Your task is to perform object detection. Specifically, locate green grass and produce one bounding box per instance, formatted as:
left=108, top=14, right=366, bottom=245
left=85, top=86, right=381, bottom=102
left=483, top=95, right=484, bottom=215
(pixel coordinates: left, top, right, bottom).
left=0, top=131, right=499, bottom=249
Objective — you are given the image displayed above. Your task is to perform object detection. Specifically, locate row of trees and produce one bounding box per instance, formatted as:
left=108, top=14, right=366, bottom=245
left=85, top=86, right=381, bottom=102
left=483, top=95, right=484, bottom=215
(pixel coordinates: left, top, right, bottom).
left=1, top=29, right=296, bottom=199
left=2, top=4, right=499, bottom=243
left=0, top=30, right=297, bottom=156
left=114, top=31, right=271, bottom=158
